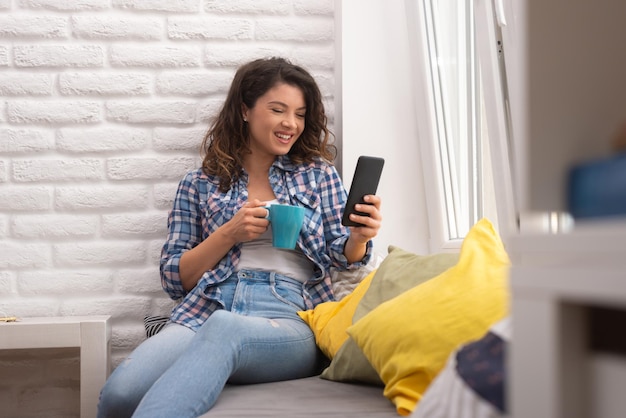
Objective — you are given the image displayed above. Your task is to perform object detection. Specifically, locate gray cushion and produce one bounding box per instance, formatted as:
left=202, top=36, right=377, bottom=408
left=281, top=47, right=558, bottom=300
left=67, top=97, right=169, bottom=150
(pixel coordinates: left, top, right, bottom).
left=199, top=376, right=397, bottom=417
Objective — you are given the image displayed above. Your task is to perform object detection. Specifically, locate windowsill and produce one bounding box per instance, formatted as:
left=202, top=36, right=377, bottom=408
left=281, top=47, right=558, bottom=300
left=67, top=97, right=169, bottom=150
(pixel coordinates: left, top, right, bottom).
left=438, top=238, right=463, bottom=253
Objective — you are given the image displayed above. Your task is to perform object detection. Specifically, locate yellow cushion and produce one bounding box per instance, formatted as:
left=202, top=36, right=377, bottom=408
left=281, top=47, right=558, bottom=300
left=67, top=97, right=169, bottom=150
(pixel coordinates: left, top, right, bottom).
left=297, top=269, right=377, bottom=359
left=347, top=218, right=510, bottom=416
left=321, top=247, right=459, bottom=386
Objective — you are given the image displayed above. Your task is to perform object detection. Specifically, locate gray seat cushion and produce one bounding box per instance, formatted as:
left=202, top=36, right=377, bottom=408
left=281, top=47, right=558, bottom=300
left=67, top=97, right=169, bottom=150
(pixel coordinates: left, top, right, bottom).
left=199, top=376, right=397, bottom=417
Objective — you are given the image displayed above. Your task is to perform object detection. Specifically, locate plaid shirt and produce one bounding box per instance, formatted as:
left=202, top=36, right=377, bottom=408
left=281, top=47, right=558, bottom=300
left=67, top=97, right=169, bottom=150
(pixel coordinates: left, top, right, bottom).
left=160, top=155, right=372, bottom=331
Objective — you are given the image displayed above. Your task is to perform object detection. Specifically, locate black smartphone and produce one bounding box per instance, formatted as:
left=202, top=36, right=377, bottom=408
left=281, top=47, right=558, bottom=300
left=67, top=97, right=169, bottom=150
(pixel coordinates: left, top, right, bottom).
left=341, top=156, right=385, bottom=227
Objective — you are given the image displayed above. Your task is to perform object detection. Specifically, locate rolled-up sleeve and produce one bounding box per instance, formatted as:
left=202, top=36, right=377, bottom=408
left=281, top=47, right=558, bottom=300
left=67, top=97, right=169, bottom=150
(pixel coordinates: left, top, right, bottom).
left=160, top=172, right=202, bottom=300
left=319, top=165, right=373, bottom=270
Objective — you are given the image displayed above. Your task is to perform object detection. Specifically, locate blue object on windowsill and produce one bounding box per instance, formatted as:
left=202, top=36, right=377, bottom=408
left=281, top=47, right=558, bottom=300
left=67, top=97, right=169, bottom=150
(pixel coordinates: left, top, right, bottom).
left=568, top=153, right=626, bottom=219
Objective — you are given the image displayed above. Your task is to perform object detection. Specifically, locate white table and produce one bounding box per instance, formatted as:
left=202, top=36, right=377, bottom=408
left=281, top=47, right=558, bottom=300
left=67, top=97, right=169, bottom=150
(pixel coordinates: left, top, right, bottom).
left=0, top=315, right=111, bottom=418
left=508, top=225, right=626, bottom=418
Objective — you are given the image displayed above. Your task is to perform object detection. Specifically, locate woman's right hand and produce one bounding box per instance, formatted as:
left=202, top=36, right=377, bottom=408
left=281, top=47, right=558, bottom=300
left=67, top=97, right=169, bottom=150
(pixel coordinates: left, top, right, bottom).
left=178, top=199, right=269, bottom=290
left=223, top=199, right=270, bottom=244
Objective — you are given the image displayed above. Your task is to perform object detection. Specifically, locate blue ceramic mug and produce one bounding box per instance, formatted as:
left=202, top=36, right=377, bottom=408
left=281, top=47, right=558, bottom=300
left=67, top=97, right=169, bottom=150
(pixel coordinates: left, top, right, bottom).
left=265, top=204, right=305, bottom=249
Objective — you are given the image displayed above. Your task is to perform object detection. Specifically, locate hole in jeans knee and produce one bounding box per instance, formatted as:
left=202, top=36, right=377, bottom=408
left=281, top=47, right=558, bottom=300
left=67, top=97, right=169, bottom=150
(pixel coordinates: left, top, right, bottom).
left=268, top=319, right=280, bottom=328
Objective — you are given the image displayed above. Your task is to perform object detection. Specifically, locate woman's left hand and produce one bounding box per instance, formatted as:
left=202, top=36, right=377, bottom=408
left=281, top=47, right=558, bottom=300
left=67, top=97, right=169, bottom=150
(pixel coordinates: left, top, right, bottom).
left=343, top=195, right=382, bottom=264
left=347, top=194, right=382, bottom=244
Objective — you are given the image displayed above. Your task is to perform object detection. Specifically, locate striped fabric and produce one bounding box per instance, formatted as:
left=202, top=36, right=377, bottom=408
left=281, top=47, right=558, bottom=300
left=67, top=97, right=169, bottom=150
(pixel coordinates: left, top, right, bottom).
left=411, top=317, right=510, bottom=418
left=143, top=315, right=169, bottom=338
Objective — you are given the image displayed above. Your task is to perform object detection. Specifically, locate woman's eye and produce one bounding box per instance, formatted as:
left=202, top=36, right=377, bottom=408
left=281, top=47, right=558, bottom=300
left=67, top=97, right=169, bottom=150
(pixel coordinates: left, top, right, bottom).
left=296, top=114, right=305, bottom=119
left=272, top=108, right=283, bottom=114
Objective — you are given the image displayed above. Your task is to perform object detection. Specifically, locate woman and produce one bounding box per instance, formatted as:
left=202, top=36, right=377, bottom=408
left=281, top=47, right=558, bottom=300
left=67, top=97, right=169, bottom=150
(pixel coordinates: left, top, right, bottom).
left=97, top=57, right=382, bottom=418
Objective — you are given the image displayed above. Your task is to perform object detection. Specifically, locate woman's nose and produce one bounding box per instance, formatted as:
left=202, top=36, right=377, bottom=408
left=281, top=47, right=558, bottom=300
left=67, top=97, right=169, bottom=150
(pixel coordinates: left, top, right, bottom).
left=282, top=114, right=296, bottom=128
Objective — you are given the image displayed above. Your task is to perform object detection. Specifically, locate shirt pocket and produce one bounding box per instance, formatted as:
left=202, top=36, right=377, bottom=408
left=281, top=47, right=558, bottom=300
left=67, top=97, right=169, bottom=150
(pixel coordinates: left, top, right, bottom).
left=201, top=197, right=234, bottom=235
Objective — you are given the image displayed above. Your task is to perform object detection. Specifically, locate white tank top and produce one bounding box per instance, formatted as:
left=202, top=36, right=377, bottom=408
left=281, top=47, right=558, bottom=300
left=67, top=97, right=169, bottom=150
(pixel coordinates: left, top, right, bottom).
left=235, top=201, right=315, bottom=283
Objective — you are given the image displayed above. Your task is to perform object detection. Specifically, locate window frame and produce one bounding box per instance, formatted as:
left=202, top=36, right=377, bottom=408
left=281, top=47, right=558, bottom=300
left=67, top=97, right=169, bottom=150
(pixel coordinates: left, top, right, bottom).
left=406, top=0, right=518, bottom=250
left=405, top=0, right=464, bottom=252
left=474, top=0, right=519, bottom=237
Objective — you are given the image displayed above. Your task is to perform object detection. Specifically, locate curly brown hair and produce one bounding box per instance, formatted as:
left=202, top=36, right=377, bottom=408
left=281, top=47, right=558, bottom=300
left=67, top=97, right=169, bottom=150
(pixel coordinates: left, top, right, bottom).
left=200, top=57, right=337, bottom=192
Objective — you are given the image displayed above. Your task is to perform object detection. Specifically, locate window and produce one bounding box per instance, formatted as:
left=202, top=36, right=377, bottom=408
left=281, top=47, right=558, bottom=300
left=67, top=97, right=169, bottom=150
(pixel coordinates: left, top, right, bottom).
left=408, top=0, right=575, bottom=247
left=406, top=0, right=501, bottom=250
left=423, top=0, right=482, bottom=240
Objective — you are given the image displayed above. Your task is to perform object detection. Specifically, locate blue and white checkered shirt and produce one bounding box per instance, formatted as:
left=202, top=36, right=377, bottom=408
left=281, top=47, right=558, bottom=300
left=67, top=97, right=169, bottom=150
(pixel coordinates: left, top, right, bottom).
left=160, top=155, right=372, bottom=331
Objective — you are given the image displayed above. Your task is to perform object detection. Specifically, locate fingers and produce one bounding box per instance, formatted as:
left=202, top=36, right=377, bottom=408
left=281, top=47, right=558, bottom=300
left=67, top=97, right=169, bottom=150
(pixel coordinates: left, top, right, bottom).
left=348, top=195, right=382, bottom=239
left=232, top=200, right=269, bottom=238
left=247, top=198, right=268, bottom=208
left=363, top=194, right=382, bottom=210
left=242, top=200, right=268, bottom=218
left=348, top=212, right=382, bottom=232
left=351, top=195, right=381, bottom=220
left=249, top=207, right=270, bottom=224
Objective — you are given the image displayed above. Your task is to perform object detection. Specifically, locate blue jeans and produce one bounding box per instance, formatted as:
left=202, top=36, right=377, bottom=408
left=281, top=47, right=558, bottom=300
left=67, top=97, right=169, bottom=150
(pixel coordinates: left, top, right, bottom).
left=97, top=270, right=321, bottom=418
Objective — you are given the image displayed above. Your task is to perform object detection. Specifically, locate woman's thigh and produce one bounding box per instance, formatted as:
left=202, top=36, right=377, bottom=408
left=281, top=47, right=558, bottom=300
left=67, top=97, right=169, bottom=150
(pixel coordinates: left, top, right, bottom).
left=228, top=314, right=320, bottom=383
left=190, top=308, right=319, bottom=384
left=220, top=271, right=319, bottom=382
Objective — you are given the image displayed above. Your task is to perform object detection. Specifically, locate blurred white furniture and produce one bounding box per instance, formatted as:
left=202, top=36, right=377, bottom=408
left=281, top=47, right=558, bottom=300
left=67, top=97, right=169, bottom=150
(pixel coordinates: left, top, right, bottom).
left=0, top=315, right=111, bottom=418
left=505, top=1, right=626, bottom=417
left=509, top=225, right=626, bottom=418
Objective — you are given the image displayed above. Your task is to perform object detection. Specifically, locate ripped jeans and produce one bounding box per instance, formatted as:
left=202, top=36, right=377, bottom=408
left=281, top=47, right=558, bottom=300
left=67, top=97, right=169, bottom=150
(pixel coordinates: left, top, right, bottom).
left=97, top=270, right=321, bottom=418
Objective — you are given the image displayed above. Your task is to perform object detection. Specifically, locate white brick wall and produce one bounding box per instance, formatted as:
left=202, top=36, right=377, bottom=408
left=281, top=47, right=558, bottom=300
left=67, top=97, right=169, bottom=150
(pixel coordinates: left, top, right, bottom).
left=0, top=0, right=335, bottom=416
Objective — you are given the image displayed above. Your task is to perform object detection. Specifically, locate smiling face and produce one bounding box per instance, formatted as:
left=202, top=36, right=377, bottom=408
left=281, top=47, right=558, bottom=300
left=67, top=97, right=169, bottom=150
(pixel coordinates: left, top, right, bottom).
left=242, top=82, right=306, bottom=161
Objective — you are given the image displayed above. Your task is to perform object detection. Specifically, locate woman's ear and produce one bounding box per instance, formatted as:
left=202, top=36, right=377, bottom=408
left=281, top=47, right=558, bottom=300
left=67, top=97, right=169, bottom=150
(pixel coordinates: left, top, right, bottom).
left=242, top=105, right=249, bottom=122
